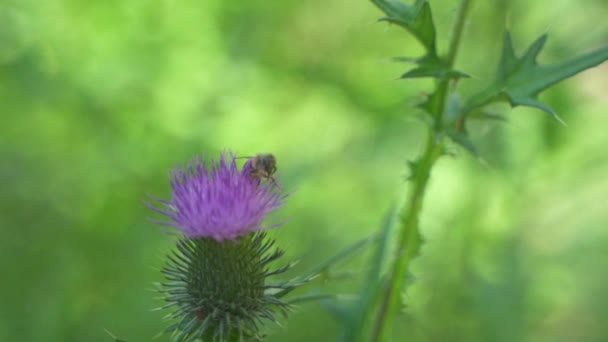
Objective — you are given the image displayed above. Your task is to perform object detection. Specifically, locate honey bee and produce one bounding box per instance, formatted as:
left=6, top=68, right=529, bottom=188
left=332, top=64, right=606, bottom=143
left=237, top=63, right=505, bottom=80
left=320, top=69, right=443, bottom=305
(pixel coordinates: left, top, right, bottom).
left=238, top=153, right=279, bottom=187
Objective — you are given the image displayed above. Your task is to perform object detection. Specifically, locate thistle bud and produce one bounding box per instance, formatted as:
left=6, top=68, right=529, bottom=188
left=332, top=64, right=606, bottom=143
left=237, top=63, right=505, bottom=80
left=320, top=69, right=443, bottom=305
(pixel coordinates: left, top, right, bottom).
left=147, top=152, right=293, bottom=341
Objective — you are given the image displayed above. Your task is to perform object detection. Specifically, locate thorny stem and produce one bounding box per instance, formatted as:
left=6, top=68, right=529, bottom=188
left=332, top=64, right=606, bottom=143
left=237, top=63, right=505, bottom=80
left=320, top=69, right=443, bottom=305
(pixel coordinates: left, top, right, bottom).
left=370, top=0, right=473, bottom=341
left=446, top=0, right=472, bottom=67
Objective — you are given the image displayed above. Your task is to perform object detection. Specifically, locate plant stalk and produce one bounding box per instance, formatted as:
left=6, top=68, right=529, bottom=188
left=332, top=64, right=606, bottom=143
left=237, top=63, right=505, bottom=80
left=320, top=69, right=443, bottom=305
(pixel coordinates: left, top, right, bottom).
left=369, top=0, right=473, bottom=340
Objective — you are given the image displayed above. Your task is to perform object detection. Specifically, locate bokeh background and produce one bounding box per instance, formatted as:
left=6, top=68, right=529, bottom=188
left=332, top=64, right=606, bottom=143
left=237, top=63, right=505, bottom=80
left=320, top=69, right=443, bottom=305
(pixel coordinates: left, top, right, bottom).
left=1, top=0, right=607, bottom=341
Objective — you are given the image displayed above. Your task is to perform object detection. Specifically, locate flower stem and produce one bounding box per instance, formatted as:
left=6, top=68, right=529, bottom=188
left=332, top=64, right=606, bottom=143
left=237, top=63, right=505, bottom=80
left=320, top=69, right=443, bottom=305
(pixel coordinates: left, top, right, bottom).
left=370, top=0, right=473, bottom=340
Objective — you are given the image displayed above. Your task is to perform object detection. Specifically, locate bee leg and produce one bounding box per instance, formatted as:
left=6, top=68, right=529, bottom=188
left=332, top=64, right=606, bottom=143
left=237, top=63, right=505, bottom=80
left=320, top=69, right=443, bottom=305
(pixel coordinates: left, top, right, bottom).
left=268, top=176, right=281, bottom=190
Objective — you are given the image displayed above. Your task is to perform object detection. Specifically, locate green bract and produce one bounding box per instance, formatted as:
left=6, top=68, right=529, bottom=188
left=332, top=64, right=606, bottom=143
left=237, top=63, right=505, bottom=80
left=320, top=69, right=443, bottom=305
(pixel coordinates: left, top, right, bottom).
left=160, top=233, right=293, bottom=341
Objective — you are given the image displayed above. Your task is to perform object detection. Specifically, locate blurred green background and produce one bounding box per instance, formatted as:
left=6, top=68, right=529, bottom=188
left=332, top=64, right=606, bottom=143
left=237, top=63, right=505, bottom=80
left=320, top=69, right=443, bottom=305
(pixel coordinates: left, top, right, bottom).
left=1, top=0, right=607, bottom=341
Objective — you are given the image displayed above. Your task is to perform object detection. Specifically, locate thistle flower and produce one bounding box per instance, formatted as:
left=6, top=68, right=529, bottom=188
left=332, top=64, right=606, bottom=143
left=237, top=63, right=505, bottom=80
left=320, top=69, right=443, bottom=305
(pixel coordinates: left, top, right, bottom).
left=148, top=152, right=285, bottom=241
left=147, top=151, right=296, bottom=341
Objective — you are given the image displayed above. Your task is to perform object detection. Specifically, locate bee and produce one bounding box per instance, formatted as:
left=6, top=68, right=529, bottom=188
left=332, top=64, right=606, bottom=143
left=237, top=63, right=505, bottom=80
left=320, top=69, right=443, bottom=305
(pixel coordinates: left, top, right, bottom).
left=238, top=153, right=279, bottom=187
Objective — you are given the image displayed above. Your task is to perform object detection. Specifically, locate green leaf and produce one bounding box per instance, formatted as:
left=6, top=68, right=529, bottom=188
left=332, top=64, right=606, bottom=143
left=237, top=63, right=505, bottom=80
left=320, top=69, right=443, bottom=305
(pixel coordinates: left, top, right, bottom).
left=443, top=92, right=478, bottom=157
left=469, top=110, right=508, bottom=122
left=447, top=130, right=478, bottom=157
left=374, top=1, right=470, bottom=81
left=321, top=299, right=355, bottom=324
left=372, top=0, right=437, bottom=56
left=340, top=204, right=398, bottom=342
left=463, top=32, right=608, bottom=121
left=286, top=293, right=340, bottom=305
left=401, top=60, right=470, bottom=80
left=273, top=234, right=377, bottom=299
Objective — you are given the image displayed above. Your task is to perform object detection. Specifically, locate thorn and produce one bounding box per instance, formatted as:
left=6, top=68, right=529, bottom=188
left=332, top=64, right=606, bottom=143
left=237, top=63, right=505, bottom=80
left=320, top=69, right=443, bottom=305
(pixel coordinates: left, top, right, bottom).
left=554, top=114, right=568, bottom=127
left=104, top=328, right=128, bottom=342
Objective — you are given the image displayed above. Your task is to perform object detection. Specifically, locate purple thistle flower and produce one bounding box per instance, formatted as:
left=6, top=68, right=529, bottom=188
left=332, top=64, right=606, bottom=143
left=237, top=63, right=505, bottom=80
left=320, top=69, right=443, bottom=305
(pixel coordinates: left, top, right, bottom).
left=147, top=151, right=286, bottom=241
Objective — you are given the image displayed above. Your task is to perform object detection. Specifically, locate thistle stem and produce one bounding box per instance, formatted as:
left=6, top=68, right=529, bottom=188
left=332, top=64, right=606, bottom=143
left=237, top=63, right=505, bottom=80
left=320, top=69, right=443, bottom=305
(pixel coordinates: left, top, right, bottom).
left=447, top=0, right=472, bottom=68
left=370, top=0, right=473, bottom=340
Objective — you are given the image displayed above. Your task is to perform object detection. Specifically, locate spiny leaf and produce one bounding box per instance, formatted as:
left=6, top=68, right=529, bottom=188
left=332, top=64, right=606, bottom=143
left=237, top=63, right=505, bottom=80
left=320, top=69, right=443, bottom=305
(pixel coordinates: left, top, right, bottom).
left=372, top=0, right=436, bottom=56
left=469, top=110, right=508, bottom=122
left=447, top=130, right=478, bottom=157
left=443, top=92, right=478, bottom=157
left=340, top=204, right=398, bottom=342
left=463, top=32, right=608, bottom=121
left=401, top=62, right=470, bottom=80
left=399, top=54, right=470, bottom=81
left=273, top=234, right=377, bottom=299
left=374, top=1, right=468, bottom=81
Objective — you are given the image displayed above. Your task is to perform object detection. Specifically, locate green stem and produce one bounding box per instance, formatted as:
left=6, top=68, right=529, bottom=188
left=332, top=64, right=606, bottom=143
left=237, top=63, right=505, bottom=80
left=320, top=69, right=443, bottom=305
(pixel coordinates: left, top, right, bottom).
left=369, top=134, right=441, bottom=342
left=369, top=0, right=473, bottom=341
left=446, top=0, right=472, bottom=67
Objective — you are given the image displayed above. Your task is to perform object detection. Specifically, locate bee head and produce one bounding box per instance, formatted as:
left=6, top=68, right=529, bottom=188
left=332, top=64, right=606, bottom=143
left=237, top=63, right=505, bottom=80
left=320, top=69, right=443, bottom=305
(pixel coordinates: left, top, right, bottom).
left=260, top=154, right=277, bottom=175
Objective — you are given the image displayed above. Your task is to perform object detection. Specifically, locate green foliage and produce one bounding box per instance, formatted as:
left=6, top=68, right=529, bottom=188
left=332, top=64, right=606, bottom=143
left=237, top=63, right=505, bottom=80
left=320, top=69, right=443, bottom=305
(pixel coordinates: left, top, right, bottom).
left=372, top=0, right=436, bottom=55
left=448, top=32, right=608, bottom=156
left=2, top=0, right=608, bottom=341
left=274, top=233, right=377, bottom=301
left=366, top=0, right=608, bottom=340
left=374, top=1, right=608, bottom=158
left=372, top=0, right=468, bottom=81
left=339, top=205, right=397, bottom=342
left=463, top=32, right=608, bottom=121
